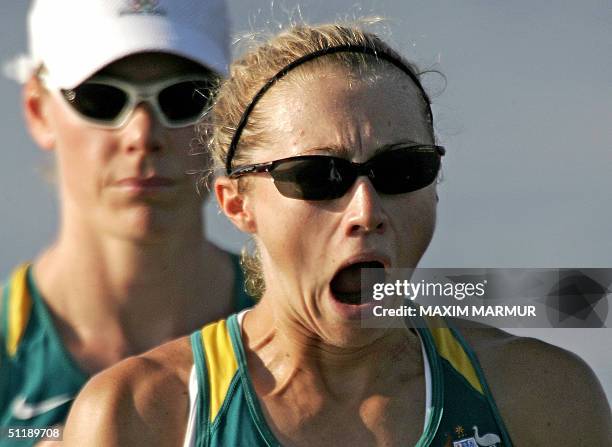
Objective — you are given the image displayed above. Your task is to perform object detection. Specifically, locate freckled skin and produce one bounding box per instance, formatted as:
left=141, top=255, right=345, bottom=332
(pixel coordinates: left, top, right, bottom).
left=63, top=64, right=611, bottom=447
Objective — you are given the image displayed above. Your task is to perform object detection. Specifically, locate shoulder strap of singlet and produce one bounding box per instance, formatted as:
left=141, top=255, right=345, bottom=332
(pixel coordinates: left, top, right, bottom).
left=183, top=367, right=199, bottom=447
left=412, top=318, right=445, bottom=447
left=0, top=272, right=7, bottom=363
left=1, top=264, right=33, bottom=359
left=190, top=330, right=211, bottom=447
left=229, top=253, right=255, bottom=311
left=190, top=318, right=240, bottom=447
left=427, top=318, right=485, bottom=395
left=446, top=322, right=515, bottom=446
left=423, top=317, right=513, bottom=446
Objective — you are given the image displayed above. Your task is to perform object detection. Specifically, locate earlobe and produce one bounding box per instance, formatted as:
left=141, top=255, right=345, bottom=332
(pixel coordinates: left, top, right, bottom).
left=215, top=177, right=257, bottom=233
left=23, top=77, right=55, bottom=150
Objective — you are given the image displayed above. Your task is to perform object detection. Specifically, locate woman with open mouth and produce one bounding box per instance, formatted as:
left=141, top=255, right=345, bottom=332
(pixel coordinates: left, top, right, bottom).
left=63, top=22, right=610, bottom=447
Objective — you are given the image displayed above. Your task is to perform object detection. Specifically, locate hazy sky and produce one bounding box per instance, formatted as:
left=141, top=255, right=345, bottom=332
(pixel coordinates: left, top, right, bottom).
left=1, top=1, right=610, bottom=399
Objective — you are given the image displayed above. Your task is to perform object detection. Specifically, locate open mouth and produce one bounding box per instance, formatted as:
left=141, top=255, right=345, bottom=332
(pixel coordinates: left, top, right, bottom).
left=330, top=261, right=386, bottom=305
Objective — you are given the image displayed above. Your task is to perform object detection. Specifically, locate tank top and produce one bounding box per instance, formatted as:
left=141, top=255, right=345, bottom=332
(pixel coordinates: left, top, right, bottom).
left=0, top=256, right=254, bottom=447
left=184, top=312, right=514, bottom=446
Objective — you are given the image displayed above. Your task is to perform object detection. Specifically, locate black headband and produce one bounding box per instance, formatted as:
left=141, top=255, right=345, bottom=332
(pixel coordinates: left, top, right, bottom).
left=225, top=44, right=433, bottom=174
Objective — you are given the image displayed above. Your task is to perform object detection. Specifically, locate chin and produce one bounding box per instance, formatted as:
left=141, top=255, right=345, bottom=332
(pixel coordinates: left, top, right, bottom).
left=103, top=207, right=181, bottom=243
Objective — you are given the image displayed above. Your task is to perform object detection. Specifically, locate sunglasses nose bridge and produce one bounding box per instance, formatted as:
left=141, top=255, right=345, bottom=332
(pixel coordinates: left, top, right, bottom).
left=129, top=88, right=167, bottom=124
left=352, top=160, right=377, bottom=182
left=133, top=89, right=157, bottom=105
left=341, top=160, right=379, bottom=197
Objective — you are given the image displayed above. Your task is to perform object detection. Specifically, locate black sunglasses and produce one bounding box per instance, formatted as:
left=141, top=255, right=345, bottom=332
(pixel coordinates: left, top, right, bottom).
left=46, top=75, right=216, bottom=128
left=228, top=144, right=445, bottom=200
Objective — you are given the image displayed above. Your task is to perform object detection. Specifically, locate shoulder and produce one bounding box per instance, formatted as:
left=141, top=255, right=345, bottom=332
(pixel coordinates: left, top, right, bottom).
left=461, top=327, right=611, bottom=445
left=63, top=336, right=193, bottom=447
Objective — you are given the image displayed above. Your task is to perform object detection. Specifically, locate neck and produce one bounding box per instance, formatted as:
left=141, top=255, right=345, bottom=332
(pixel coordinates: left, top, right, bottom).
left=244, top=298, right=422, bottom=400
left=34, top=214, right=233, bottom=364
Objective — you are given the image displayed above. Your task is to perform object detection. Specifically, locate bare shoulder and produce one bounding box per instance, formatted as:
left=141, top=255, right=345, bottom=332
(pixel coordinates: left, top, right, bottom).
left=63, top=336, right=193, bottom=447
left=460, top=326, right=611, bottom=445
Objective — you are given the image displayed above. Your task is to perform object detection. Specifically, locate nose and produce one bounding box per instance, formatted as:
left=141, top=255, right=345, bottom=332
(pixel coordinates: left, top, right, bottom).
left=120, top=102, right=163, bottom=154
left=343, top=177, right=388, bottom=236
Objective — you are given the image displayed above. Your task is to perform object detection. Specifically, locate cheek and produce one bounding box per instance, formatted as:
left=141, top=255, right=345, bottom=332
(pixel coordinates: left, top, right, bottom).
left=57, top=136, right=109, bottom=174
left=257, top=200, right=309, bottom=260
left=253, top=184, right=331, bottom=273
left=49, top=114, right=115, bottom=197
left=391, top=188, right=437, bottom=265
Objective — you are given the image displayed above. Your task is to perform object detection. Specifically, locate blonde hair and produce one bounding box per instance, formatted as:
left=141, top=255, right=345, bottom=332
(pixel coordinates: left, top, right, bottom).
left=200, top=22, right=433, bottom=298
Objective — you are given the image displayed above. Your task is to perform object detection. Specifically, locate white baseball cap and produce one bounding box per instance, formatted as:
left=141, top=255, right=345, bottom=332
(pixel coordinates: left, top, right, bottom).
left=6, top=0, right=230, bottom=89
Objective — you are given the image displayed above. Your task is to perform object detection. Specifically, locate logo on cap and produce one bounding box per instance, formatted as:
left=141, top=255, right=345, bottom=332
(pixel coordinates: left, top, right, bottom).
left=120, top=0, right=166, bottom=16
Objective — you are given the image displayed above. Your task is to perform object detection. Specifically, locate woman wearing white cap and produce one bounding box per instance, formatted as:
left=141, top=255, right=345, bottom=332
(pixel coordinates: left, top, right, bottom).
left=63, top=22, right=610, bottom=447
left=0, top=0, right=254, bottom=442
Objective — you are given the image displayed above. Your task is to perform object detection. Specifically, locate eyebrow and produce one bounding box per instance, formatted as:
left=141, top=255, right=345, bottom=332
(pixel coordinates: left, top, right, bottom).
left=298, top=140, right=423, bottom=157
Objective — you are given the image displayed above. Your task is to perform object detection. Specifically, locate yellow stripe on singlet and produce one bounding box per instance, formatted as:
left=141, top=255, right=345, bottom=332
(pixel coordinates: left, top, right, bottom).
left=201, top=319, right=239, bottom=423
left=7, top=264, right=33, bottom=357
left=427, top=317, right=484, bottom=394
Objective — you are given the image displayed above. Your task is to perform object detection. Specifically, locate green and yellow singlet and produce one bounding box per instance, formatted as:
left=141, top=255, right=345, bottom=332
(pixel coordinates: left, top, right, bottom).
left=0, top=259, right=254, bottom=447
left=184, top=312, right=514, bottom=447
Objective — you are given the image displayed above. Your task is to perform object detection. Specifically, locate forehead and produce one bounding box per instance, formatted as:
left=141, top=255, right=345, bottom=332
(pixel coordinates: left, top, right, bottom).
left=262, top=65, right=432, bottom=159
left=95, top=52, right=213, bottom=82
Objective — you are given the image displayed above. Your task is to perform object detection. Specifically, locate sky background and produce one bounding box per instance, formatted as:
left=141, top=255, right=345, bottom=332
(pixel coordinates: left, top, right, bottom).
left=1, top=1, right=610, bottom=400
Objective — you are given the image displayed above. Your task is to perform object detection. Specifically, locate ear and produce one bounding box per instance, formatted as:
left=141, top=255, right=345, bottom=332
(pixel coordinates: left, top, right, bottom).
left=23, top=77, right=55, bottom=150
left=215, top=176, right=257, bottom=233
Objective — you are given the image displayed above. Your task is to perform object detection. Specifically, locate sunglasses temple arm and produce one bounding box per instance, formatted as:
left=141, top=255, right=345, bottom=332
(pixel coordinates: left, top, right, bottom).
left=228, top=161, right=276, bottom=178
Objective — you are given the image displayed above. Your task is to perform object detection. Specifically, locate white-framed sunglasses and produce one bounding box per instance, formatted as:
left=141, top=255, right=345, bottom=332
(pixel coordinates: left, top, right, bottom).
left=42, top=73, right=217, bottom=129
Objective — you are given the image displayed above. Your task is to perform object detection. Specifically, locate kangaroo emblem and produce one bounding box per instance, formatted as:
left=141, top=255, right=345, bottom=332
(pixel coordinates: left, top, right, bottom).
left=473, top=425, right=501, bottom=446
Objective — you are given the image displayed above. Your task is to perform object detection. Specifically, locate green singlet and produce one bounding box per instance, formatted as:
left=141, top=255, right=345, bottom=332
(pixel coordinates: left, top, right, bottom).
left=185, top=313, right=514, bottom=447
left=0, top=257, right=254, bottom=447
